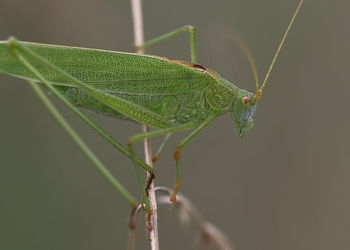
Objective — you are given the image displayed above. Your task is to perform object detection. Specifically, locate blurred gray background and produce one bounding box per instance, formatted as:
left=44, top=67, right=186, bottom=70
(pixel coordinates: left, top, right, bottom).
left=0, top=0, right=349, bottom=249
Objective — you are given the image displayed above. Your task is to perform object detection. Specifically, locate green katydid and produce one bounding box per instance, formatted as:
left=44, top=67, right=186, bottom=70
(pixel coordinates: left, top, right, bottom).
left=0, top=0, right=303, bottom=203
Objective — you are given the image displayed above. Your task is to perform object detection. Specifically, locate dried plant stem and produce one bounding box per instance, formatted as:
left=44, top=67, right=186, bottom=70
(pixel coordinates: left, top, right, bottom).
left=130, top=0, right=159, bottom=249
left=155, top=187, right=234, bottom=250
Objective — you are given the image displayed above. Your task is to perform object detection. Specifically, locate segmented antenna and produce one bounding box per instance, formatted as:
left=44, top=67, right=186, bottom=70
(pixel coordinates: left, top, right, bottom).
left=256, top=0, right=304, bottom=101
left=231, top=33, right=260, bottom=95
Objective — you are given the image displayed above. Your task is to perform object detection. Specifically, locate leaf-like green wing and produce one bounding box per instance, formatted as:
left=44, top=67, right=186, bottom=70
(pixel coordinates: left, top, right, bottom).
left=0, top=41, right=213, bottom=124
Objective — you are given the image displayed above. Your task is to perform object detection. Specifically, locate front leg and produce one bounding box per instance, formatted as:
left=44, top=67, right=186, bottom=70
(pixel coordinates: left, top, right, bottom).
left=170, top=116, right=215, bottom=202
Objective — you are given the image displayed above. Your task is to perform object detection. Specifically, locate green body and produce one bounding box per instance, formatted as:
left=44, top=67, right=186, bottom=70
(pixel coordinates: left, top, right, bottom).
left=0, top=42, right=257, bottom=135
left=0, top=0, right=302, bottom=210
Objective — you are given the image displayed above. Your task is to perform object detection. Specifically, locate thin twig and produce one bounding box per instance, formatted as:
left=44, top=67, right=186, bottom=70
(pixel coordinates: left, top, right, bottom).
left=128, top=204, right=144, bottom=250
left=130, top=0, right=159, bottom=249
left=156, top=186, right=234, bottom=250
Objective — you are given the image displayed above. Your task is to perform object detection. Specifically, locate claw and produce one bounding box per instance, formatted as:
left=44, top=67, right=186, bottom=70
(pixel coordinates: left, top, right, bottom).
left=151, top=154, right=160, bottom=163
left=170, top=183, right=180, bottom=203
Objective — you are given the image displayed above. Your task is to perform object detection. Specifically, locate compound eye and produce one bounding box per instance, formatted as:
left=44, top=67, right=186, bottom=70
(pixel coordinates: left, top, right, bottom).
left=242, top=96, right=251, bottom=106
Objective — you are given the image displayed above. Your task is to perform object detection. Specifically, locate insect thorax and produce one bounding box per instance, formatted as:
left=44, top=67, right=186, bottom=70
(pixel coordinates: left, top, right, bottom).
left=204, top=78, right=239, bottom=112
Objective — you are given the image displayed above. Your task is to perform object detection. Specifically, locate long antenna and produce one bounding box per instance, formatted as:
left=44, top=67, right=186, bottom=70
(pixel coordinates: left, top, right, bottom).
left=256, top=0, right=304, bottom=100
left=231, top=32, right=260, bottom=94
